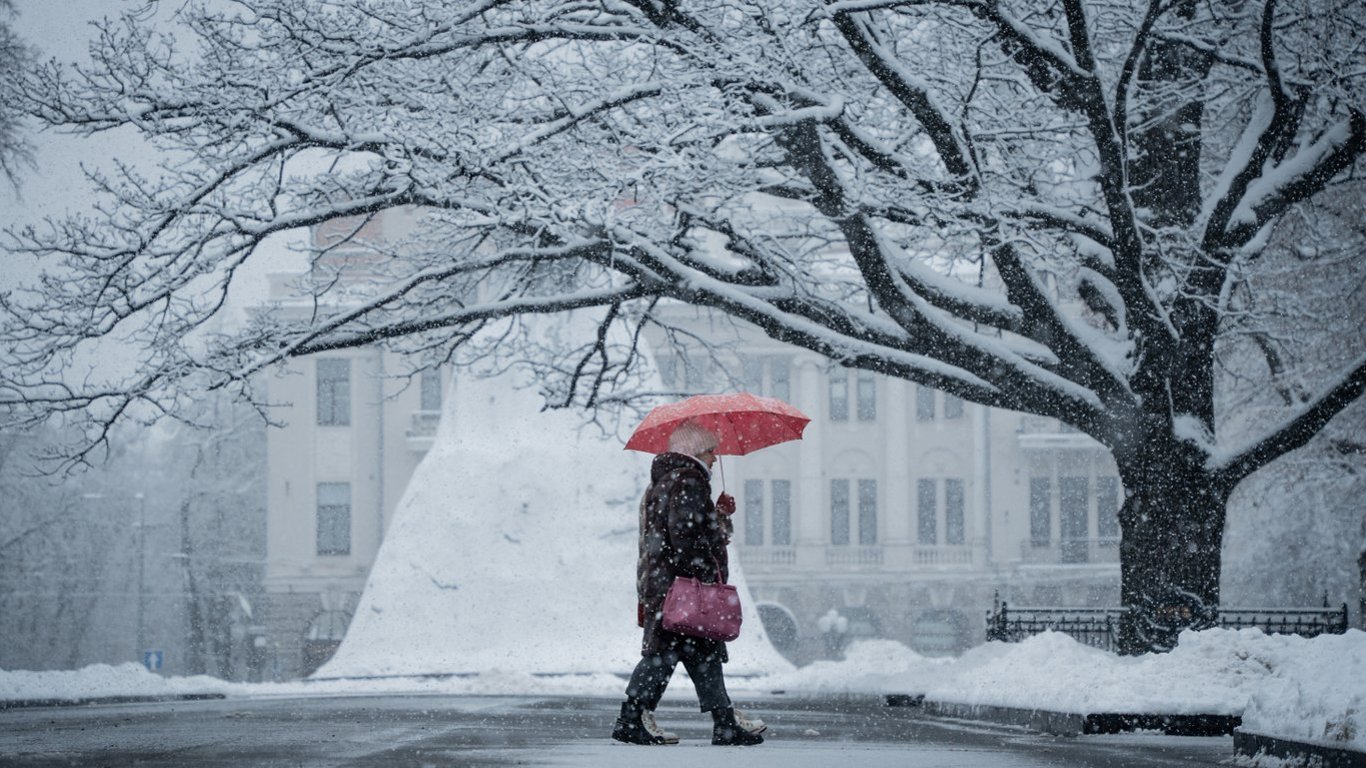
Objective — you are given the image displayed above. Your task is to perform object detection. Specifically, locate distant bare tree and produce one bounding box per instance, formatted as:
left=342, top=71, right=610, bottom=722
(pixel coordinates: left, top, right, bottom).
left=0, top=0, right=34, bottom=186
left=0, top=400, right=264, bottom=675
left=3, top=0, right=1363, bottom=653
left=170, top=396, right=266, bottom=678
left=0, top=430, right=119, bottom=670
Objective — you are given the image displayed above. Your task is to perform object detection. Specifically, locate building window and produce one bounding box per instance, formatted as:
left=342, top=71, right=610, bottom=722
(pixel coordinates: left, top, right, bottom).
left=741, top=356, right=792, bottom=402
left=830, top=479, right=850, bottom=545
left=420, top=368, right=443, bottom=411
left=829, top=374, right=849, bottom=422
left=858, top=479, right=878, bottom=545
left=916, top=385, right=935, bottom=421
left=682, top=354, right=707, bottom=393
left=770, top=358, right=791, bottom=402
left=316, top=482, right=352, bottom=556
left=1029, top=478, right=1051, bottom=546
left=742, top=356, right=764, bottom=394
left=944, top=393, right=964, bottom=420
left=745, top=479, right=793, bottom=547
left=657, top=357, right=677, bottom=390
left=1097, top=476, right=1121, bottom=541
left=1060, top=476, right=1090, bottom=563
left=945, top=478, right=965, bottom=545
left=771, top=480, right=792, bottom=546
left=316, top=358, right=351, bottom=426
left=662, top=353, right=707, bottom=393
left=744, top=479, right=765, bottom=546
left=917, top=478, right=937, bottom=545
left=856, top=372, right=876, bottom=421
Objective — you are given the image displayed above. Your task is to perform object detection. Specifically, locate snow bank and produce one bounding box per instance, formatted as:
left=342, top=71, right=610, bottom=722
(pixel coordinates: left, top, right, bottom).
left=0, top=663, right=234, bottom=701
left=741, top=628, right=1364, bottom=753
left=314, top=315, right=793, bottom=679
left=1238, top=630, right=1366, bottom=752
left=916, top=628, right=1263, bottom=714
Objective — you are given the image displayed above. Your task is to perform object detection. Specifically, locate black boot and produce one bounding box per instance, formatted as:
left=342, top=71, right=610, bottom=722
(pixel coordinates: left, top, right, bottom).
left=612, top=700, right=668, bottom=745
left=712, top=707, right=765, bottom=746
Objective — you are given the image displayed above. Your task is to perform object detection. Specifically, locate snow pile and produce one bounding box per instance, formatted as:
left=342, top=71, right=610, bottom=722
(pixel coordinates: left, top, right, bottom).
left=0, top=663, right=233, bottom=701
left=314, top=316, right=793, bottom=679
left=1238, top=630, right=1366, bottom=751
left=914, top=628, right=1267, bottom=714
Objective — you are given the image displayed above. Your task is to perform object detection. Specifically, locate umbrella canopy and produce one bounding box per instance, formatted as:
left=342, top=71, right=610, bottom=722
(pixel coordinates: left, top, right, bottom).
left=625, top=392, right=811, bottom=456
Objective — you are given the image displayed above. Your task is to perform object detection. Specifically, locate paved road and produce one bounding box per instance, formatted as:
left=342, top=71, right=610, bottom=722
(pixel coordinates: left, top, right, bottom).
left=0, top=694, right=1235, bottom=767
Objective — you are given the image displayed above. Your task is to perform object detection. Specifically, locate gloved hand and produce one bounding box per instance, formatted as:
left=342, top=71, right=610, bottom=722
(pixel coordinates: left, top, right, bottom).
left=715, top=492, right=736, bottom=516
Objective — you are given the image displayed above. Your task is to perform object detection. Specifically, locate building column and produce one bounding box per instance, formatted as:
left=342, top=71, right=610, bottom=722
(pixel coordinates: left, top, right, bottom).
left=796, top=360, right=824, bottom=550
left=973, top=403, right=992, bottom=566
left=883, top=378, right=911, bottom=544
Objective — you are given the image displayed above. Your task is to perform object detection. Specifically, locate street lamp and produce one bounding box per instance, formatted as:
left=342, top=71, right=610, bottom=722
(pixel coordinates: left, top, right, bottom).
left=134, top=492, right=146, bottom=661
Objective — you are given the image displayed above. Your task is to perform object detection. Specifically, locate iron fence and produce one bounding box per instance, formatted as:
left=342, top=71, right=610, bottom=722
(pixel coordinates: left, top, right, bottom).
left=985, top=600, right=1349, bottom=653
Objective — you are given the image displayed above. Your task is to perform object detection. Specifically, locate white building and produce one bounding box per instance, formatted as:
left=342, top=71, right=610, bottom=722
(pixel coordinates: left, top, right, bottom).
left=256, top=212, right=449, bottom=678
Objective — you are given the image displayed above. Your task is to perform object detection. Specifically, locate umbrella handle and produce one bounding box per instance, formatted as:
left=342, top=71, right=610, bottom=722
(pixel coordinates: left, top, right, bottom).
left=717, top=455, right=725, bottom=492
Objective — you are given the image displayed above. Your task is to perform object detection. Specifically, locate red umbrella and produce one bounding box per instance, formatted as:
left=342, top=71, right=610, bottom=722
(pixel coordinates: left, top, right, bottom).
left=625, top=392, right=811, bottom=456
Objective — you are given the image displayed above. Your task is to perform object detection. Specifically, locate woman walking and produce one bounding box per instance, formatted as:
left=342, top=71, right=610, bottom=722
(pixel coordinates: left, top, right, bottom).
left=612, top=420, right=765, bottom=746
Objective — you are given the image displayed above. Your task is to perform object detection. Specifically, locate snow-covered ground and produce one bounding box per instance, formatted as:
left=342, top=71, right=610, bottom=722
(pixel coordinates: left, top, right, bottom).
left=2, top=627, right=1362, bottom=754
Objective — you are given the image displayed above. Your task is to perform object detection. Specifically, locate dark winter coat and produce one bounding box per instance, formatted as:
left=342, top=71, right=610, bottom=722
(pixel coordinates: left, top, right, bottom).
left=635, top=451, right=730, bottom=657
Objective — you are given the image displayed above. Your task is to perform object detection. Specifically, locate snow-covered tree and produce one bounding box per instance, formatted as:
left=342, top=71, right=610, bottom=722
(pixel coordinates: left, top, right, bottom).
left=3, top=0, right=1362, bottom=653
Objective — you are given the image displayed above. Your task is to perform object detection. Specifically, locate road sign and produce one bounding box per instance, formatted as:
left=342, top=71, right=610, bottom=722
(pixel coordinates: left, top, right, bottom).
left=143, top=650, right=163, bottom=672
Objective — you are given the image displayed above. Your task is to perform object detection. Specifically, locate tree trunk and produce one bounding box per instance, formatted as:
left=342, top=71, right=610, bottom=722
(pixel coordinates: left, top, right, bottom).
left=1358, top=546, right=1365, bottom=631
left=1115, top=437, right=1230, bottom=654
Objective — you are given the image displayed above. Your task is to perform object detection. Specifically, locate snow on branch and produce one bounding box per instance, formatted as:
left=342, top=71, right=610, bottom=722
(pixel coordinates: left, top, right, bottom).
left=1214, top=354, right=1366, bottom=488
left=827, top=12, right=978, bottom=189
left=1220, top=111, right=1366, bottom=247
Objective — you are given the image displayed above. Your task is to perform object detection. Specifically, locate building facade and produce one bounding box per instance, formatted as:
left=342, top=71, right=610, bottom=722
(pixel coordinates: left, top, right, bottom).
left=255, top=209, right=449, bottom=679
left=258, top=337, right=445, bottom=678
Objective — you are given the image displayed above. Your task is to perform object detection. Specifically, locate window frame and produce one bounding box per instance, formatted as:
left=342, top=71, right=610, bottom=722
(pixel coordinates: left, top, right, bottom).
left=856, top=372, right=876, bottom=421
left=743, top=479, right=765, bottom=546
left=945, top=478, right=966, bottom=545
left=830, top=479, right=851, bottom=545
left=316, top=482, right=352, bottom=556
left=419, top=367, right=443, bottom=411
left=915, top=385, right=936, bottom=421
left=917, top=478, right=937, bottom=545
left=316, top=358, right=352, bottom=427
left=829, top=373, right=849, bottom=422
left=1029, top=477, right=1052, bottom=547
left=771, top=479, right=792, bottom=546
left=857, top=478, right=878, bottom=545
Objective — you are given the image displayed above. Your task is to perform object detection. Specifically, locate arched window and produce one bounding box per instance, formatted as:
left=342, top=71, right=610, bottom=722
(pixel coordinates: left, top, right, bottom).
left=756, top=602, right=800, bottom=659
left=302, top=610, right=352, bottom=676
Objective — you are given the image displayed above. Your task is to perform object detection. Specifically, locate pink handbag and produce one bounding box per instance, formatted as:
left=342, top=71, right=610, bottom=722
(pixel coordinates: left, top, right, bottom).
left=661, top=570, right=742, bottom=642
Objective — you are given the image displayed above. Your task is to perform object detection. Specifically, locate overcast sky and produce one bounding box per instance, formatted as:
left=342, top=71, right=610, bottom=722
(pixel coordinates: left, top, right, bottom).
left=5, top=2, right=102, bottom=214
